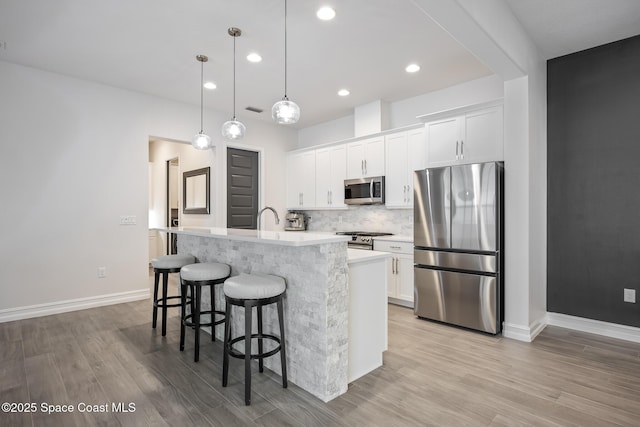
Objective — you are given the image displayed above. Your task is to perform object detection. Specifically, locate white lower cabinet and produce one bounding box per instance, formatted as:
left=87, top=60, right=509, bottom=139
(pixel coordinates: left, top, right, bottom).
left=374, top=240, right=414, bottom=307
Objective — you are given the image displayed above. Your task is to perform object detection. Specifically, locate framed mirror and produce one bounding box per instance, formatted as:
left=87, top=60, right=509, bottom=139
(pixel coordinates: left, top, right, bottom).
left=183, top=167, right=210, bottom=214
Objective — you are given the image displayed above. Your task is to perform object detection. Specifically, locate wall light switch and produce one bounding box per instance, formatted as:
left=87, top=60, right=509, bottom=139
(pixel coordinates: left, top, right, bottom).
left=119, top=215, right=137, bottom=225
left=97, top=267, right=107, bottom=278
left=623, top=288, right=636, bottom=303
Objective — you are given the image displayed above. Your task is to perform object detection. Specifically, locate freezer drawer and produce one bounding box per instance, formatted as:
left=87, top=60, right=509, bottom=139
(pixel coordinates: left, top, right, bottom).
left=414, top=249, right=496, bottom=273
left=414, top=267, right=499, bottom=334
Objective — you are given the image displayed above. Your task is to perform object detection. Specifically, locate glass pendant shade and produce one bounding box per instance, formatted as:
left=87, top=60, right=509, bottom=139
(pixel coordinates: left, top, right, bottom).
left=221, top=119, right=246, bottom=140
left=272, top=97, right=300, bottom=124
left=192, top=132, right=212, bottom=150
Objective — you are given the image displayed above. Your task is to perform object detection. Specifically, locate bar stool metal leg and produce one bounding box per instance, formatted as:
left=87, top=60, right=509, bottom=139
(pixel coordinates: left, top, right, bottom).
left=179, top=281, right=188, bottom=351
left=277, top=298, right=288, bottom=388
left=222, top=302, right=232, bottom=387
left=257, top=304, right=264, bottom=373
left=244, top=300, right=252, bottom=405
left=152, top=272, right=160, bottom=329
left=194, top=285, right=202, bottom=362
left=161, top=271, right=169, bottom=336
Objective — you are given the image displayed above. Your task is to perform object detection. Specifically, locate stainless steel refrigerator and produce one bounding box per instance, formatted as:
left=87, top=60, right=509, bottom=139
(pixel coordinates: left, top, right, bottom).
left=413, top=162, right=503, bottom=334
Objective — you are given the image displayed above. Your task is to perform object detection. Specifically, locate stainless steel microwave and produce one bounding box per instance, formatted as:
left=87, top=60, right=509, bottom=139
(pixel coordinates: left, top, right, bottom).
left=344, top=176, right=385, bottom=205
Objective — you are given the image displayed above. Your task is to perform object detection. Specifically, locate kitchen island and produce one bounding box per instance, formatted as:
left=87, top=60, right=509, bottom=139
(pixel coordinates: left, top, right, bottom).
left=154, top=227, right=389, bottom=402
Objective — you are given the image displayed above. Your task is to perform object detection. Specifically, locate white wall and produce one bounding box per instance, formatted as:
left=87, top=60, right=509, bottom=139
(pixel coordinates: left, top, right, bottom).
left=435, top=0, right=548, bottom=340
left=0, top=60, right=296, bottom=319
left=297, top=75, right=503, bottom=149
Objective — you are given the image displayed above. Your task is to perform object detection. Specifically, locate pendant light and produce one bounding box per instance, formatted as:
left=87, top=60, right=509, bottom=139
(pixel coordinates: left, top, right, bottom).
left=221, top=27, right=246, bottom=140
left=272, top=0, right=300, bottom=124
left=192, top=55, right=213, bottom=150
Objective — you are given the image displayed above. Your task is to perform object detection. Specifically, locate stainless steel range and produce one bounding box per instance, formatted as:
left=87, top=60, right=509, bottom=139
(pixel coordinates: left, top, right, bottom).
left=336, top=231, right=393, bottom=250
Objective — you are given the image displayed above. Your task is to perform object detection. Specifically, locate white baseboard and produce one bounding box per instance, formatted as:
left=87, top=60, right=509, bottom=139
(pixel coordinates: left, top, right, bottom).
left=546, top=312, right=640, bottom=344
left=502, top=317, right=546, bottom=342
left=0, top=289, right=150, bottom=323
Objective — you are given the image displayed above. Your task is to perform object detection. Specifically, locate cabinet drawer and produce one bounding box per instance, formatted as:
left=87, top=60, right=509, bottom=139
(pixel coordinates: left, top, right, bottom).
left=373, top=240, right=413, bottom=254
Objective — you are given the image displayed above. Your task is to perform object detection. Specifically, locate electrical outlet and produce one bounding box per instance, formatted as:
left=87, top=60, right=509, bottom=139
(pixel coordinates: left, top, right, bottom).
left=623, top=288, right=636, bottom=303
left=119, top=215, right=137, bottom=225
left=97, top=267, right=107, bottom=278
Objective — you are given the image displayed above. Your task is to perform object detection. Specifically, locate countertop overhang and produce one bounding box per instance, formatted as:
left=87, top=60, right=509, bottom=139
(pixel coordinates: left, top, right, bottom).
left=153, top=226, right=350, bottom=247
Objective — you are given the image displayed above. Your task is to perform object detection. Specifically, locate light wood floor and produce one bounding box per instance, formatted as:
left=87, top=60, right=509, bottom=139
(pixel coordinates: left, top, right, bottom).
left=1, top=277, right=640, bottom=426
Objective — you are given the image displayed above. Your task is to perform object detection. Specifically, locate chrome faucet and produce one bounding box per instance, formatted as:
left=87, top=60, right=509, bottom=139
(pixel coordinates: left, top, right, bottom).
left=257, top=206, right=280, bottom=230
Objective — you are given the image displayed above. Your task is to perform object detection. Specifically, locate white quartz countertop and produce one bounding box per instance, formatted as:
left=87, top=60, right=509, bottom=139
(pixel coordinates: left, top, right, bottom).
left=153, top=226, right=350, bottom=247
left=347, top=248, right=391, bottom=264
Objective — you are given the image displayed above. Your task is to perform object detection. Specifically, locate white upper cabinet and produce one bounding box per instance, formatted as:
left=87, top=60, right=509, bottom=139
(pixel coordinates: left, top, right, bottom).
left=385, top=128, right=425, bottom=208
left=346, top=136, right=385, bottom=178
left=425, top=104, right=503, bottom=167
left=286, top=151, right=316, bottom=209
left=315, top=145, right=347, bottom=208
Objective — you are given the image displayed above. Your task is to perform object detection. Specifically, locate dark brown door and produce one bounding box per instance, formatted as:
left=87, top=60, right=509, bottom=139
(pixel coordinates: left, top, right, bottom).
left=227, top=148, right=259, bottom=229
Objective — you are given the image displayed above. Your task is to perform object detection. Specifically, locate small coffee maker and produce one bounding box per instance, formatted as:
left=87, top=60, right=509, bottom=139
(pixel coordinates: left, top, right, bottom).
left=284, top=212, right=306, bottom=231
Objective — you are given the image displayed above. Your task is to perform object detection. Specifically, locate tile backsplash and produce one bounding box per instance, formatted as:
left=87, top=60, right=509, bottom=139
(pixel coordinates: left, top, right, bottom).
left=300, top=205, right=413, bottom=235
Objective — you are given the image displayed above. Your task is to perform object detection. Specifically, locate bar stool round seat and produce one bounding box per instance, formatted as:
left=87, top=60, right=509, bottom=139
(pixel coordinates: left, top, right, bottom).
left=222, top=273, right=287, bottom=406
left=179, top=262, right=231, bottom=362
left=151, top=254, right=196, bottom=336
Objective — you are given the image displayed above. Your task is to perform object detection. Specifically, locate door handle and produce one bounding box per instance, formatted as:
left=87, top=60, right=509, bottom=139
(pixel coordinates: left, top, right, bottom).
left=456, top=141, right=459, bottom=160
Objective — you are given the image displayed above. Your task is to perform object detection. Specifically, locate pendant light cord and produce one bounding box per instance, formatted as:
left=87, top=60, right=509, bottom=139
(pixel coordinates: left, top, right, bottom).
left=284, top=0, right=288, bottom=98
left=233, top=32, right=237, bottom=119
left=199, top=59, right=204, bottom=133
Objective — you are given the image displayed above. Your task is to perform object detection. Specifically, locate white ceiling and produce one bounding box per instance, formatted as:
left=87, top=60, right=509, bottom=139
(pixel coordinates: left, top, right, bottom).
left=0, top=0, right=492, bottom=129
left=505, top=0, right=640, bottom=60
left=1, top=1, right=638, bottom=129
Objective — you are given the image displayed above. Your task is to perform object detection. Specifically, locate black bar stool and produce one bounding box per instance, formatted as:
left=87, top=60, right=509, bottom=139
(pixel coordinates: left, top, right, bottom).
left=222, top=273, right=287, bottom=406
left=179, top=262, right=231, bottom=362
left=151, top=254, right=195, bottom=336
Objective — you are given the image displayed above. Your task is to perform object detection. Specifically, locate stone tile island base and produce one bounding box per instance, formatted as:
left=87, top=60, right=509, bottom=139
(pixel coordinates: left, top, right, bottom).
left=177, top=234, right=349, bottom=402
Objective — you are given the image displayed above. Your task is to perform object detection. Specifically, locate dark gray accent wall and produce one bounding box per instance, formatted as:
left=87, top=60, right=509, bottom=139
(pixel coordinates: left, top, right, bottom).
left=547, top=35, right=640, bottom=327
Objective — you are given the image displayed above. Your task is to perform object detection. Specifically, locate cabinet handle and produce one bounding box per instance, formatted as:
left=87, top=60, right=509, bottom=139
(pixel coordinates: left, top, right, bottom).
left=391, top=257, right=396, bottom=274
left=299, top=192, right=303, bottom=206
left=396, top=257, right=399, bottom=274
left=390, top=246, right=401, bottom=249
left=364, top=159, right=367, bottom=175
left=456, top=141, right=459, bottom=160
left=361, top=160, right=364, bottom=176
left=461, top=140, right=464, bottom=159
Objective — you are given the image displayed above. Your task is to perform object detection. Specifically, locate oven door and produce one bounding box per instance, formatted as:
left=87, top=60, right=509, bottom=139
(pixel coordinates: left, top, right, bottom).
left=344, top=177, right=385, bottom=205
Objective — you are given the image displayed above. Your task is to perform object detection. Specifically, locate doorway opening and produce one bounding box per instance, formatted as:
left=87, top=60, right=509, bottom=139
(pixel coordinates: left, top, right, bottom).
left=166, top=157, right=179, bottom=254
left=227, top=148, right=259, bottom=229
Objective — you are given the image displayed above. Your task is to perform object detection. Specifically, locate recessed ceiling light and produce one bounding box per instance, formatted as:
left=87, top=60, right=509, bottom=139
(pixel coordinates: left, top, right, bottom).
left=203, top=82, right=217, bottom=90
left=405, top=63, right=420, bottom=73
left=338, top=89, right=350, bottom=96
left=246, top=53, right=262, bottom=63
left=317, top=6, right=336, bottom=21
